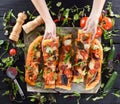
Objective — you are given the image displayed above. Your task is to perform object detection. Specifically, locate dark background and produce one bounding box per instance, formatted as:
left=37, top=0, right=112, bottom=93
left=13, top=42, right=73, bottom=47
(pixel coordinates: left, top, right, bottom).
left=0, top=0, right=120, bottom=104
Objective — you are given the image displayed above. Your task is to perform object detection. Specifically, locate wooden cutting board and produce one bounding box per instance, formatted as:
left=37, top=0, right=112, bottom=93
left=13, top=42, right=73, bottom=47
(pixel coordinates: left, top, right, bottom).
left=24, top=27, right=101, bottom=93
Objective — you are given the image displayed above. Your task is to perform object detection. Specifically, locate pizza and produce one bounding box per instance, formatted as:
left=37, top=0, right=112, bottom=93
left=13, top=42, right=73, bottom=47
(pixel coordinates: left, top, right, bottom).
left=56, top=34, right=73, bottom=90
left=42, top=37, right=59, bottom=89
left=25, top=36, right=43, bottom=86
left=25, top=29, right=103, bottom=91
left=73, top=30, right=91, bottom=83
left=85, top=39, right=103, bottom=90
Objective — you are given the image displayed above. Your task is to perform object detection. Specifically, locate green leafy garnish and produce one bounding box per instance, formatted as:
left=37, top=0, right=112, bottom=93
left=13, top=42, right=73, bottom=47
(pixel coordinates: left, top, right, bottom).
left=64, top=51, right=71, bottom=64
left=0, top=40, right=4, bottom=45
left=112, top=90, right=120, bottom=98
left=46, top=46, right=53, bottom=54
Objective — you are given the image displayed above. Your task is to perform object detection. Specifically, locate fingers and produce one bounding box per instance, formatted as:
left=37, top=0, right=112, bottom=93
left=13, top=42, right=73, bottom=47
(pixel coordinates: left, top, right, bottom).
left=91, top=27, right=96, bottom=41
left=42, top=31, right=56, bottom=51
left=43, top=32, right=52, bottom=39
left=82, top=17, right=98, bottom=41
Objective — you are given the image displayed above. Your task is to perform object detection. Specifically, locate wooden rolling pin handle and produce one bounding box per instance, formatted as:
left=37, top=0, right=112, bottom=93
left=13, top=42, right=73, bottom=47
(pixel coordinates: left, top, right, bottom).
left=22, top=16, right=44, bottom=34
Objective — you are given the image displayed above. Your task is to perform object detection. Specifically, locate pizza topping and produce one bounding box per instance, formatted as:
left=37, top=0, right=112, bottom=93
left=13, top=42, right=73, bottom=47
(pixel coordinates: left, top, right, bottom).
left=33, top=43, right=39, bottom=52
left=66, top=62, right=72, bottom=68
left=73, top=59, right=86, bottom=67
left=88, top=59, right=95, bottom=69
left=87, top=71, right=98, bottom=85
left=82, top=35, right=89, bottom=41
left=60, top=65, right=68, bottom=70
left=84, top=44, right=90, bottom=50
left=63, top=45, right=71, bottom=52
left=46, top=46, right=53, bottom=54
left=77, top=41, right=84, bottom=50
left=80, top=50, right=88, bottom=60
left=93, top=44, right=99, bottom=50
left=64, top=52, right=71, bottom=64
left=93, top=51, right=100, bottom=59
left=74, top=69, right=79, bottom=76
left=36, top=51, right=41, bottom=58
left=77, top=51, right=83, bottom=59
left=61, top=74, right=68, bottom=85
left=63, top=39, right=72, bottom=46
left=64, top=69, right=72, bottom=78
left=46, top=55, right=56, bottom=62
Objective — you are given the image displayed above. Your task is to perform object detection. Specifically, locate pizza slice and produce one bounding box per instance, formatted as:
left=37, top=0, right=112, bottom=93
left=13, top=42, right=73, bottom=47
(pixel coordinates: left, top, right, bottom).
left=85, top=39, right=103, bottom=90
left=73, top=30, right=91, bottom=83
left=42, top=37, right=59, bottom=89
left=56, top=34, right=73, bottom=90
left=25, top=36, right=43, bottom=86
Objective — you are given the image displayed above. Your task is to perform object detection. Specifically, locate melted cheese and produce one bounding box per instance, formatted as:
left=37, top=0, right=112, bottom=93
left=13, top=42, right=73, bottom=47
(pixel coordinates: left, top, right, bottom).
left=89, top=59, right=95, bottom=69
left=84, top=44, right=90, bottom=50
left=77, top=51, right=83, bottom=60
left=66, top=62, right=72, bottom=68
left=64, top=39, right=71, bottom=46
left=93, top=44, right=99, bottom=50
left=36, top=51, right=41, bottom=58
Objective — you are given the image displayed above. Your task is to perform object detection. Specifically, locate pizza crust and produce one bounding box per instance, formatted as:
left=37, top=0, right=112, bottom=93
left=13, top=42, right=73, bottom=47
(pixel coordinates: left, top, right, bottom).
left=42, top=37, right=59, bottom=89
left=73, top=30, right=91, bottom=83
left=56, top=34, right=73, bottom=90
left=85, top=39, right=103, bottom=90
left=25, top=36, right=43, bottom=86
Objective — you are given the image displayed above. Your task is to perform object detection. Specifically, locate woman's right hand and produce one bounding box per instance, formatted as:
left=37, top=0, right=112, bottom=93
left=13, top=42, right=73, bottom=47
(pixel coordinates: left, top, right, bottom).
left=43, top=22, right=56, bottom=40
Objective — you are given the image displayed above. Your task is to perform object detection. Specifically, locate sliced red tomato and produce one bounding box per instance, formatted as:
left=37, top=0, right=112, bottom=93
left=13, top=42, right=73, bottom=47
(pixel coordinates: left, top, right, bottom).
left=100, top=17, right=113, bottom=30
left=64, top=69, right=72, bottom=78
left=95, top=27, right=103, bottom=38
left=45, top=72, right=54, bottom=82
left=89, top=69, right=97, bottom=74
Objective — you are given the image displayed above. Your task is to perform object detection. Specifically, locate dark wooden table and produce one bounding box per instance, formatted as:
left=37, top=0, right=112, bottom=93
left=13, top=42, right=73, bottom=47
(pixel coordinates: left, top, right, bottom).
left=0, top=0, right=120, bottom=104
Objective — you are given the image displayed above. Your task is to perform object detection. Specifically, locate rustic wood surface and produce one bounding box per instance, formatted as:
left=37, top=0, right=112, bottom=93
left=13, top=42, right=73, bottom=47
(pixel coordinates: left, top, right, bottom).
left=0, top=0, right=120, bottom=104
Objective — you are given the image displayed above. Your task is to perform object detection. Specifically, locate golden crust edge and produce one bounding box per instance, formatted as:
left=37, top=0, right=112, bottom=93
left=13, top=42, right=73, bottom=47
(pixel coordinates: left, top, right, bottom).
left=85, top=39, right=103, bottom=90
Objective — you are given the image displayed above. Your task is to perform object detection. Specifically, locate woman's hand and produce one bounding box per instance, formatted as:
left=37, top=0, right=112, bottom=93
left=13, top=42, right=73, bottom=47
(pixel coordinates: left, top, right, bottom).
left=82, top=0, right=106, bottom=40
left=44, top=22, right=56, bottom=40
left=82, top=16, right=99, bottom=40
left=31, top=0, right=56, bottom=40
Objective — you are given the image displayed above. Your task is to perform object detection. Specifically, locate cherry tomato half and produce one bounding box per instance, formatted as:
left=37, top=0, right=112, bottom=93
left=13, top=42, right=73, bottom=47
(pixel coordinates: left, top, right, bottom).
left=100, top=17, right=113, bottom=30
left=80, top=17, right=88, bottom=28
left=9, top=48, right=17, bottom=56
left=95, top=27, right=103, bottom=38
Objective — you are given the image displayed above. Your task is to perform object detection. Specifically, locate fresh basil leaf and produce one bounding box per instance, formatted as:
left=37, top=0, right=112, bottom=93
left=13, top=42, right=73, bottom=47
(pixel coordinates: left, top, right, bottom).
left=64, top=52, right=71, bottom=64
left=2, top=90, right=10, bottom=96
left=77, top=41, right=84, bottom=50
left=56, top=2, right=62, bottom=7
left=0, top=40, right=4, bottom=45
left=46, top=46, right=53, bottom=54
left=73, top=14, right=79, bottom=21
left=61, top=74, right=68, bottom=85
left=35, top=82, right=43, bottom=88
left=103, top=46, right=111, bottom=52
left=63, top=8, right=70, bottom=18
